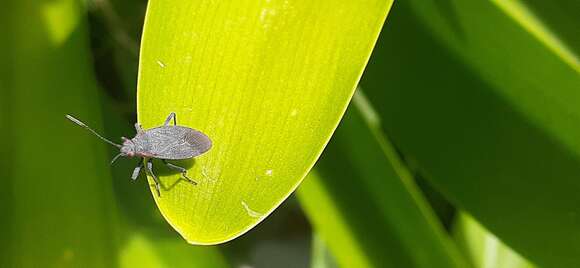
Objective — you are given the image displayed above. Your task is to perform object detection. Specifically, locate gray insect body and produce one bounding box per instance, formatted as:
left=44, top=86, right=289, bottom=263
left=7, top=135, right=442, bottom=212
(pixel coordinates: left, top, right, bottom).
left=129, top=126, right=211, bottom=159
left=66, top=112, right=212, bottom=196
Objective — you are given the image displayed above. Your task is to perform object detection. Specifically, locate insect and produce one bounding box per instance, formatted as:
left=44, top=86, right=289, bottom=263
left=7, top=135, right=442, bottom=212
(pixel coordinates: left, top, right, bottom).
left=65, top=112, right=212, bottom=196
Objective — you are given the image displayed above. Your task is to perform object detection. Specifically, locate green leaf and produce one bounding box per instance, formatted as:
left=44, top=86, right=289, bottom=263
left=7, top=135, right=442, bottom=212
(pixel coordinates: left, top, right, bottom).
left=137, top=0, right=393, bottom=244
left=454, top=213, right=536, bottom=268
left=514, top=0, right=579, bottom=58
left=297, top=92, right=468, bottom=268
left=310, top=233, right=338, bottom=268
left=299, top=171, right=374, bottom=268
left=120, top=232, right=229, bottom=268
left=361, top=1, right=580, bottom=267
left=0, top=0, right=118, bottom=266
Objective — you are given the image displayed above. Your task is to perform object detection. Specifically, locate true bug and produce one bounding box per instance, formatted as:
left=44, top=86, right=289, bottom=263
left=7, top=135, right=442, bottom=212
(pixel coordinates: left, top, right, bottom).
left=65, top=112, right=212, bottom=196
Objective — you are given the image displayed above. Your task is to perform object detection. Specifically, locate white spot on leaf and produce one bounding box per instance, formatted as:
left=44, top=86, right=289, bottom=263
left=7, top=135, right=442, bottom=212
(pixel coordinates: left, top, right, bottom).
left=265, top=169, right=273, bottom=176
left=183, top=55, right=192, bottom=64
left=241, top=200, right=263, bottom=218
left=156, top=60, right=166, bottom=68
left=290, top=109, right=298, bottom=117
left=259, top=6, right=277, bottom=29
left=259, top=9, right=269, bottom=23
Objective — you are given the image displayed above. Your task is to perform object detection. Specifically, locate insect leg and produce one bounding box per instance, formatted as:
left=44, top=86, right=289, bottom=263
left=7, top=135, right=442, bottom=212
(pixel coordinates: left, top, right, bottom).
left=164, top=112, right=177, bottom=126
left=134, top=123, right=144, bottom=134
left=162, top=160, right=198, bottom=185
left=131, top=162, right=143, bottom=181
left=145, top=160, right=161, bottom=197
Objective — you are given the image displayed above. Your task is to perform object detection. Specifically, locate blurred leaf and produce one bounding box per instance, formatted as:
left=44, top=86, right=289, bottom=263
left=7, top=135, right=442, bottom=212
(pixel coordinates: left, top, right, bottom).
left=297, top=92, right=468, bottom=268
left=298, top=171, right=374, bottom=268
left=454, top=213, right=536, bottom=268
left=119, top=233, right=164, bottom=268
left=89, top=0, right=145, bottom=108
left=361, top=1, right=580, bottom=267
left=0, top=0, right=119, bottom=266
left=0, top=1, right=14, bottom=265
left=516, top=0, right=579, bottom=57
left=137, top=0, right=393, bottom=244
left=120, top=232, right=229, bottom=268
left=310, top=233, right=338, bottom=268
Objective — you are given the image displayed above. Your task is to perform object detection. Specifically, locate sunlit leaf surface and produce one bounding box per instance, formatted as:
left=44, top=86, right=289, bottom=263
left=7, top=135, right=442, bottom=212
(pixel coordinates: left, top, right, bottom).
left=138, top=0, right=392, bottom=244
left=454, top=213, right=536, bottom=268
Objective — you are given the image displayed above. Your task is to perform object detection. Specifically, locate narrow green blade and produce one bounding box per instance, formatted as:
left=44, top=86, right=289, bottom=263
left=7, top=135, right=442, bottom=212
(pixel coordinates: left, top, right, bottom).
left=297, top=92, right=468, bottom=268
left=454, top=213, right=536, bottom=268
left=310, top=233, right=338, bottom=268
left=361, top=1, right=580, bottom=266
left=138, top=0, right=393, bottom=244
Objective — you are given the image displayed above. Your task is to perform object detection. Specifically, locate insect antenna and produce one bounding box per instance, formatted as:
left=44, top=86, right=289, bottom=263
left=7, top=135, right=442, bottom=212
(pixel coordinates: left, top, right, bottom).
left=65, top=114, right=122, bottom=148
left=110, top=153, right=124, bottom=165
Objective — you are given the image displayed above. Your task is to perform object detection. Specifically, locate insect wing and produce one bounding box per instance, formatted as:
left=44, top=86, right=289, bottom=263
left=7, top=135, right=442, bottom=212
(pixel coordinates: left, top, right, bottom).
left=183, top=128, right=212, bottom=156
left=145, top=126, right=212, bottom=159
